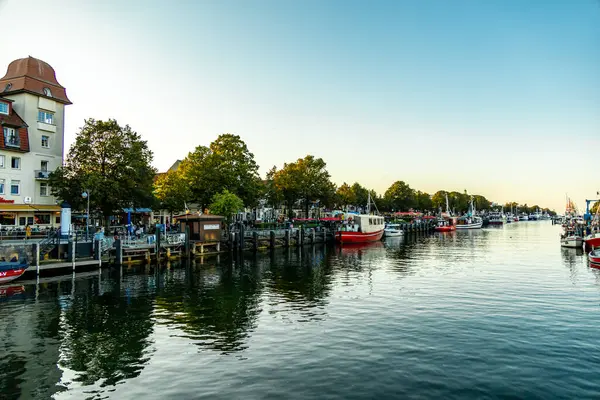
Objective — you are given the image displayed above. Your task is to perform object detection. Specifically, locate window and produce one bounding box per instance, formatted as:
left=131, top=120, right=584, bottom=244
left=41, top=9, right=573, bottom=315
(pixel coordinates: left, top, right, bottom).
left=40, top=182, right=48, bottom=196
left=34, top=214, right=50, bottom=224
left=38, top=110, right=54, bottom=125
left=55, top=216, right=61, bottom=224
left=0, top=155, right=4, bottom=168
left=43, top=87, right=52, bottom=97
left=3, top=127, right=19, bottom=147
left=10, top=180, right=19, bottom=195
left=3, top=83, right=12, bottom=92
left=41, top=160, right=48, bottom=171
left=19, top=216, right=26, bottom=226
left=0, top=102, right=8, bottom=115
left=41, top=135, right=50, bottom=148
left=11, top=157, right=20, bottom=169
left=0, top=214, right=15, bottom=225
left=0, top=179, right=4, bottom=194
left=27, top=216, right=33, bottom=225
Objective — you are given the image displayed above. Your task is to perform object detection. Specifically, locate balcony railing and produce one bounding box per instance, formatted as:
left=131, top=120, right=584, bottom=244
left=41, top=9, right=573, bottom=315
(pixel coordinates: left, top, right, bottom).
left=35, top=170, right=51, bottom=179
left=4, top=135, right=20, bottom=147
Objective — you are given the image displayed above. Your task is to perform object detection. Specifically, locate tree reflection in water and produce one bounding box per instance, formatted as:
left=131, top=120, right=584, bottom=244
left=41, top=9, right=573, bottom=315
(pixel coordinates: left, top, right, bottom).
left=155, top=257, right=264, bottom=354
left=59, top=277, right=155, bottom=387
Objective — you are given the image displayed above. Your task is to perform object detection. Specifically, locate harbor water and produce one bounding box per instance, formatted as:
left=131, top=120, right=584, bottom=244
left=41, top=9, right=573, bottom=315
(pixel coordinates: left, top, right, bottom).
left=2, top=221, right=600, bottom=399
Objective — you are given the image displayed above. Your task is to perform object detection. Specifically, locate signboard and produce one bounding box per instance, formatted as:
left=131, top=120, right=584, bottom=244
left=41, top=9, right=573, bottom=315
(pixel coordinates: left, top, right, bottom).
left=204, top=224, right=220, bottom=230
left=0, top=197, right=15, bottom=204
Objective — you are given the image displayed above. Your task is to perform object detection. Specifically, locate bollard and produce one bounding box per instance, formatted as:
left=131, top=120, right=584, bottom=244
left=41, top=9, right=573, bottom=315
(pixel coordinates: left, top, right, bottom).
left=311, top=228, right=315, bottom=244
left=270, top=230, right=276, bottom=248
left=253, top=231, right=259, bottom=251
left=71, top=240, right=76, bottom=270
left=298, top=229, right=303, bottom=247
left=322, top=227, right=328, bottom=243
left=285, top=230, right=290, bottom=247
left=239, top=224, right=245, bottom=250
left=94, top=239, right=102, bottom=268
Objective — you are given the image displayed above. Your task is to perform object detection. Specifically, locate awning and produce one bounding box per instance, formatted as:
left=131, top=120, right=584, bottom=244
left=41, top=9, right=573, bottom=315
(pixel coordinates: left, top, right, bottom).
left=122, top=207, right=152, bottom=213
left=0, top=204, right=61, bottom=212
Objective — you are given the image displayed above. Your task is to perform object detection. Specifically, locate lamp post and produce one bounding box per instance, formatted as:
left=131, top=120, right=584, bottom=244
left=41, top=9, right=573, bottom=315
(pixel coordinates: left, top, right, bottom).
left=82, top=189, right=90, bottom=240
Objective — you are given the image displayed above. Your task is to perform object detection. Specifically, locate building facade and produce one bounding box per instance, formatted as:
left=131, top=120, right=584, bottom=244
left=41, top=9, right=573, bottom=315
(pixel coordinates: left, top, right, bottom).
left=0, top=57, right=71, bottom=229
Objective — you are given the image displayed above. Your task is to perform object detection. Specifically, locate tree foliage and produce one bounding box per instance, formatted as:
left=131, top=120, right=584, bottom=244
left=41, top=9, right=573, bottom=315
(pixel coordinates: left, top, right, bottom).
left=153, top=170, right=190, bottom=214
left=209, top=189, right=244, bottom=222
left=384, top=181, right=416, bottom=211
left=179, top=134, right=262, bottom=209
left=267, top=155, right=336, bottom=217
left=48, top=119, right=155, bottom=222
left=335, top=183, right=355, bottom=208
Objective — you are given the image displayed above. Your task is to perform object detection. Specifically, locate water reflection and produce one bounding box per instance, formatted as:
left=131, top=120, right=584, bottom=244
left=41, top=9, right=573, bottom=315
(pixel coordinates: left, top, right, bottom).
left=155, top=257, right=263, bottom=354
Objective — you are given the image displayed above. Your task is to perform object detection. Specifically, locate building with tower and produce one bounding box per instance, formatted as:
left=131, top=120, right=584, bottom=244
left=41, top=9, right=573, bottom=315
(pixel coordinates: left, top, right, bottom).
left=0, top=56, right=71, bottom=229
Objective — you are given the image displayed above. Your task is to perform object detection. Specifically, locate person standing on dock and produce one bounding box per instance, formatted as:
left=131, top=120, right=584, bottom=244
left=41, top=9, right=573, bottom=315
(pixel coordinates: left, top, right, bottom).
left=25, top=225, right=31, bottom=240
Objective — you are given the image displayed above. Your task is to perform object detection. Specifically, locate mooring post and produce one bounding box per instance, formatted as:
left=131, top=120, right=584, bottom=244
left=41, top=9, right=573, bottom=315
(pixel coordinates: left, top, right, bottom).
left=184, top=225, right=190, bottom=258
left=299, top=229, right=304, bottom=246
left=94, top=239, right=102, bottom=268
left=310, top=228, right=315, bottom=243
left=323, top=227, right=328, bottom=243
left=270, top=230, right=276, bottom=248
left=156, top=229, right=162, bottom=262
left=71, top=239, right=76, bottom=270
left=284, top=229, right=290, bottom=247
left=239, top=223, right=245, bottom=250
left=253, top=231, right=259, bottom=251
left=115, top=238, right=123, bottom=265
left=33, top=243, right=40, bottom=276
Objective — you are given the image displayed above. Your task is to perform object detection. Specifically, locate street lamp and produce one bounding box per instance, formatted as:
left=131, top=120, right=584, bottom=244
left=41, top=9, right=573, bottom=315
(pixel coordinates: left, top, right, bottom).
left=82, top=189, right=90, bottom=240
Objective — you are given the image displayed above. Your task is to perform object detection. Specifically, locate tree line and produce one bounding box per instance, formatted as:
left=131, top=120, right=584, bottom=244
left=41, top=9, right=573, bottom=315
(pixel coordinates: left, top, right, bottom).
left=49, top=119, right=557, bottom=224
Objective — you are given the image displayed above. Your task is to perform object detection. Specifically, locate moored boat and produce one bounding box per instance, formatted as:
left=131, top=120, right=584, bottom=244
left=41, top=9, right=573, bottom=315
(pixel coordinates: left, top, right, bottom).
left=584, top=232, right=600, bottom=250
left=435, top=193, right=457, bottom=232
left=561, top=235, right=583, bottom=248
left=589, top=249, right=600, bottom=265
left=335, top=194, right=384, bottom=244
left=0, top=260, right=29, bottom=284
left=384, top=223, right=404, bottom=237
left=455, top=197, right=483, bottom=230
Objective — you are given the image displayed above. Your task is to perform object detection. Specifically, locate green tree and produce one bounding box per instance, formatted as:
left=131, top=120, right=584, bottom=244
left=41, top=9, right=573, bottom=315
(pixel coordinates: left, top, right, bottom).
left=209, top=189, right=244, bottom=223
left=48, top=119, right=155, bottom=225
left=473, top=195, right=491, bottom=211
left=179, top=134, right=262, bottom=209
left=431, top=190, right=449, bottom=211
left=415, top=191, right=433, bottom=211
left=336, top=182, right=356, bottom=209
left=351, top=183, right=369, bottom=208
left=268, top=155, right=336, bottom=218
left=153, top=170, right=190, bottom=215
left=384, top=181, right=416, bottom=211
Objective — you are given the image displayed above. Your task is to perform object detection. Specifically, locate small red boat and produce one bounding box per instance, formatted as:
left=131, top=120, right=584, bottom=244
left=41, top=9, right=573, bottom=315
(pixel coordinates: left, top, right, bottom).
left=584, top=232, right=600, bottom=250
left=434, top=196, right=457, bottom=232
left=589, top=249, right=600, bottom=265
left=0, top=264, right=28, bottom=284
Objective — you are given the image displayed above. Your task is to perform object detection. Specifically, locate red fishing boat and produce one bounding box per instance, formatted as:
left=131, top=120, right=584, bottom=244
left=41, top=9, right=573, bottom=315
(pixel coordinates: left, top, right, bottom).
left=434, top=193, right=456, bottom=232
left=335, top=194, right=384, bottom=244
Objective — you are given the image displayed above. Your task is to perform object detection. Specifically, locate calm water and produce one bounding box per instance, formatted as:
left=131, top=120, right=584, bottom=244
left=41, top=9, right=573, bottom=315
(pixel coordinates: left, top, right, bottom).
left=2, top=221, right=600, bottom=399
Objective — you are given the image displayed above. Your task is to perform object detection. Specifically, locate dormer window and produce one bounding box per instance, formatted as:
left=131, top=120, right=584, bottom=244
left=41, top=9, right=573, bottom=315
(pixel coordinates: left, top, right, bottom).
left=0, top=102, right=8, bottom=115
left=43, top=87, right=52, bottom=97
left=3, top=127, right=20, bottom=147
left=3, top=83, right=11, bottom=92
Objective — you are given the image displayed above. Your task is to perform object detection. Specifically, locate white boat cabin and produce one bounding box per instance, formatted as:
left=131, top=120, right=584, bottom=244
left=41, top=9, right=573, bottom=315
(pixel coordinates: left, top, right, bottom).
left=341, top=214, right=385, bottom=233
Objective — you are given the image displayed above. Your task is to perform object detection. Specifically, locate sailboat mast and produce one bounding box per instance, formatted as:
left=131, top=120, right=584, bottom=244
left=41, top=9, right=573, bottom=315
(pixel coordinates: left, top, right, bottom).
left=367, top=192, right=371, bottom=214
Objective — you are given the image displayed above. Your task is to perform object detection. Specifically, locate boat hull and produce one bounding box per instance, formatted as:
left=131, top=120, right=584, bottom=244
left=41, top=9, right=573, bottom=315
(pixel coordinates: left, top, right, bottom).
left=561, top=236, right=583, bottom=248
left=589, top=250, right=600, bottom=265
left=456, top=222, right=483, bottom=229
left=336, top=229, right=384, bottom=244
left=584, top=234, right=600, bottom=250
left=435, top=226, right=456, bottom=232
left=488, top=221, right=504, bottom=225
left=0, top=267, right=27, bottom=284
left=384, top=229, right=403, bottom=237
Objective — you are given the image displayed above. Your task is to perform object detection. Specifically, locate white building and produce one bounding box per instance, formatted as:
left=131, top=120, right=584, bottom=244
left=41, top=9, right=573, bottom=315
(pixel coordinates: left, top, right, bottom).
left=0, top=57, right=71, bottom=228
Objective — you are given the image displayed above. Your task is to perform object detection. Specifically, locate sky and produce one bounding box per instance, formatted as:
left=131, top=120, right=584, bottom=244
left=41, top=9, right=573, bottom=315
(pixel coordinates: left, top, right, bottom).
left=0, top=0, right=599, bottom=212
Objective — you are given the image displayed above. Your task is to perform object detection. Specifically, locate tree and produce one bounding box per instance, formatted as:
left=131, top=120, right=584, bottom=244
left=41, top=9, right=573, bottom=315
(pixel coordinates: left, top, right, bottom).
left=351, top=183, right=369, bottom=208
left=153, top=170, right=190, bottom=216
left=415, top=191, right=433, bottom=211
left=179, top=134, right=262, bottom=209
left=473, top=195, right=491, bottom=211
left=209, top=190, right=244, bottom=223
left=49, top=119, right=156, bottom=225
left=384, top=181, right=416, bottom=211
left=335, top=183, right=356, bottom=209
left=268, top=155, right=336, bottom=218
left=431, top=190, right=449, bottom=211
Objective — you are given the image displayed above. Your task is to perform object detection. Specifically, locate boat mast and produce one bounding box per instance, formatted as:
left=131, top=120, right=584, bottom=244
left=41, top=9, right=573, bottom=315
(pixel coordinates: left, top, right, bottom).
left=367, top=192, right=371, bottom=214
left=445, top=193, right=451, bottom=216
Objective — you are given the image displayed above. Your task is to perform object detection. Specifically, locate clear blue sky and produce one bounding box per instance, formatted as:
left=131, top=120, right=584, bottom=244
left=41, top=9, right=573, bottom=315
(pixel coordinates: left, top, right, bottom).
left=1, top=0, right=599, bottom=211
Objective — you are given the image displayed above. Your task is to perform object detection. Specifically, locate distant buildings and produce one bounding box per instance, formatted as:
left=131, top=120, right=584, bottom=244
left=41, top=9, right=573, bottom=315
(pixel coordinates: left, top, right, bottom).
left=0, top=57, right=71, bottom=228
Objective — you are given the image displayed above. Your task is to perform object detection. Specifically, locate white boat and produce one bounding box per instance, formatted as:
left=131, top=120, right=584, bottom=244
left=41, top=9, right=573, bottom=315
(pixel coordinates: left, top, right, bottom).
left=520, top=214, right=529, bottom=221
left=384, top=223, right=404, bottom=237
left=456, top=197, right=483, bottom=230
left=561, top=235, right=583, bottom=248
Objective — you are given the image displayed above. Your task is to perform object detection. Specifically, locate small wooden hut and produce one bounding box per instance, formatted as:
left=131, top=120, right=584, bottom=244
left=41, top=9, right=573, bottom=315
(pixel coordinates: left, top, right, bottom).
left=174, top=213, right=224, bottom=242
